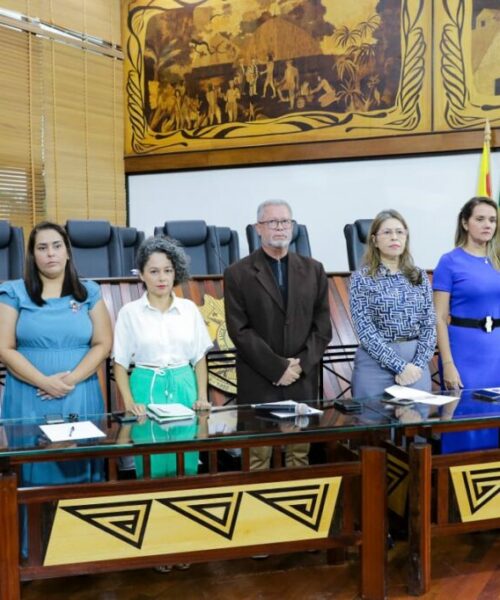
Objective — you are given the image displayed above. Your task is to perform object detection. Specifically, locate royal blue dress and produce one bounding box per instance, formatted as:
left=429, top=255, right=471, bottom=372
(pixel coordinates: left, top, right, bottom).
left=433, top=248, right=500, bottom=452
left=0, top=279, right=104, bottom=486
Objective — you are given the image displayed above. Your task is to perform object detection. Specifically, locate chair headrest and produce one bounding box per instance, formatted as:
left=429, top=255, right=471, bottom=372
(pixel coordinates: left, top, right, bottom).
left=120, top=227, right=137, bottom=247
left=66, top=220, right=112, bottom=248
left=354, top=219, right=373, bottom=243
left=217, top=227, right=231, bottom=244
left=0, top=221, right=12, bottom=247
left=164, top=221, right=208, bottom=246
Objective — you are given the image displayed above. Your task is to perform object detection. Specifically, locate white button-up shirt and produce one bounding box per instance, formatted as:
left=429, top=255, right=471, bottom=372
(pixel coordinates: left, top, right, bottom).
left=113, top=292, right=213, bottom=369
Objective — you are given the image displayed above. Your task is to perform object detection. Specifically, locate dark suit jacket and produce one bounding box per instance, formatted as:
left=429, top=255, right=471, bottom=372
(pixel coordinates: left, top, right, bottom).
left=224, top=248, right=332, bottom=404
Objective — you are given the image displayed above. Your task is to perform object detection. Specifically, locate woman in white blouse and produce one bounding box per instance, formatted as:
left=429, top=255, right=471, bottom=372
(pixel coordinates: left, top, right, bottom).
left=113, top=236, right=213, bottom=479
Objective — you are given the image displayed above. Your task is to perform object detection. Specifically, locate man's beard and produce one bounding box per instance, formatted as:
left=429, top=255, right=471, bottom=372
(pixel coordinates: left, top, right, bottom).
left=268, top=237, right=290, bottom=249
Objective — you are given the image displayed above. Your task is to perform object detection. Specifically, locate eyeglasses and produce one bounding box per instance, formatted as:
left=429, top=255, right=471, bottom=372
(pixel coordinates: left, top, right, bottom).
left=376, top=228, right=407, bottom=238
left=258, top=219, right=295, bottom=229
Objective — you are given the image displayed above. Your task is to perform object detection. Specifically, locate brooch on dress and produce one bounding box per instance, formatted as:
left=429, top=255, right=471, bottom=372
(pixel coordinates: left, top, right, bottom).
left=69, top=300, right=81, bottom=313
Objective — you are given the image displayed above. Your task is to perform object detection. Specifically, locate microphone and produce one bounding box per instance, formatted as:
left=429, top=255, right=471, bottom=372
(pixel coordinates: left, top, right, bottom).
left=209, top=237, right=229, bottom=274
left=253, top=401, right=311, bottom=415
left=294, top=402, right=311, bottom=416
left=295, top=414, right=310, bottom=428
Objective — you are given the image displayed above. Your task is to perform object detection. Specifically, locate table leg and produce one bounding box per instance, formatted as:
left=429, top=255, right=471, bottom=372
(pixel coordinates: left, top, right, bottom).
left=0, top=472, right=20, bottom=600
left=408, top=443, right=431, bottom=595
left=360, top=446, right=386, bottom=600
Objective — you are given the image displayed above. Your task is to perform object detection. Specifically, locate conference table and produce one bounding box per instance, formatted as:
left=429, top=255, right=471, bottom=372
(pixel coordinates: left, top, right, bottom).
left=0, top=399, right=390, bottom=600
left=1, top=391, right=499, bottom=600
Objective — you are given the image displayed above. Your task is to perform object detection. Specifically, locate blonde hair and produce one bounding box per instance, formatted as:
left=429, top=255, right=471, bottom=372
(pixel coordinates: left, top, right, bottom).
left=455, top=197, right=500, bottom=270
left=363, top=209, right=422, bottom=285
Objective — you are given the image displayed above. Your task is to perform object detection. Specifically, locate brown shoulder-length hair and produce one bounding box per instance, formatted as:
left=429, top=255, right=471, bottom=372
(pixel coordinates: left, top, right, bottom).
left=25, top=221, right=87, bottom=306
left=455, top=196, right=500, bottom=270
left=362, top=209, right=422, bottom=285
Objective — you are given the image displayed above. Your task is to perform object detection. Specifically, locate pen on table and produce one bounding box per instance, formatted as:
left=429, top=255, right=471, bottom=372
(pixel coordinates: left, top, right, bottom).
left=69, top=425, right=75, bottom=438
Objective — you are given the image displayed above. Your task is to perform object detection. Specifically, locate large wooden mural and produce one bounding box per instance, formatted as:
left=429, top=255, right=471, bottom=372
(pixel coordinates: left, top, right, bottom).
left=123, top=0, right=500, bottom=167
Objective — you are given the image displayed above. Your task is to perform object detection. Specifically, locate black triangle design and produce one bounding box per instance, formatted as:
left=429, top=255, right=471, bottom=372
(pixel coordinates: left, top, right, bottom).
left=157, top=492, right=243, bottom=540
left=387, top=455, right=408, bottom=495
left=461, top=467, right=500, bottom=514
left=193, top=502, right=230, bottom=525
left=290, top=501, right=312, bottom=516
left=61, top=500, right=152, bottom=549
left=248, top=484, right=329, bottom=531
left=111, top=513, right=138, bottom=533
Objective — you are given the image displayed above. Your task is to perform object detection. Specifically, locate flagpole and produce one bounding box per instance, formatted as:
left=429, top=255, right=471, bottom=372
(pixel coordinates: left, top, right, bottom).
left=477, top=119, right=492, bottom=199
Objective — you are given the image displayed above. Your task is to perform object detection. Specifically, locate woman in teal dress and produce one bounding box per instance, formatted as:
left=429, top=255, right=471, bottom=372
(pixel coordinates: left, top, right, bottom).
left=0, top=221, right=112, bottom=486
left=113, top=236, right=212, bottom=480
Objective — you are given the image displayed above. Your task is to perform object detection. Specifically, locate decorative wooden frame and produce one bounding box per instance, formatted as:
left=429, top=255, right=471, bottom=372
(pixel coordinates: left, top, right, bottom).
left=123, top=0, right=500, bottom=172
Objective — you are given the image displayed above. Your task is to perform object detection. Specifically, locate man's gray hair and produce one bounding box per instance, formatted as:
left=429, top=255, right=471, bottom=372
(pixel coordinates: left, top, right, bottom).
left=256, top=199, right=293, bottom=222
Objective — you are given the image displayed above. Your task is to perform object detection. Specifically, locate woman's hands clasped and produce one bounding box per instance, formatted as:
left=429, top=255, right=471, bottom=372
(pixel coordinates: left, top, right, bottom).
left=37, top=371, right=75, bottom=399
left=395, top=363, right=422, bottom=386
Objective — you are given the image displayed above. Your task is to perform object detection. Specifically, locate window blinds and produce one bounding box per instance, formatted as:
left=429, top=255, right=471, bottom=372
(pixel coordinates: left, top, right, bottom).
left=0, top=0, right=125, bottom=235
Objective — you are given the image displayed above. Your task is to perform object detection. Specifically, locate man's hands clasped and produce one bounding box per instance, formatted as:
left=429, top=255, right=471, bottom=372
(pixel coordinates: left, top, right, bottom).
left=275, top=358, right=302, bottom=386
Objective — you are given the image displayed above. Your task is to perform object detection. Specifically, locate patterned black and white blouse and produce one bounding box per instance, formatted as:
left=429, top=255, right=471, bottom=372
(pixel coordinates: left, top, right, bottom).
left=349, top=265, right=436, bottom=374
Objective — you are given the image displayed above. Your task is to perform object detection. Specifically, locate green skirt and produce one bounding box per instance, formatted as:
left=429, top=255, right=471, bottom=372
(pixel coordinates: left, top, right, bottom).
left=130, top=365, right=199, bottom=478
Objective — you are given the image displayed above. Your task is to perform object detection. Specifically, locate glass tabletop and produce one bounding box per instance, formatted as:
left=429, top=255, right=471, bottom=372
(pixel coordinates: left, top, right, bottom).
left=1, top=391, right=498, bottom=459
left=365, top=387, right=500, bottom=428
left=0, top=399, right=393, bottom=459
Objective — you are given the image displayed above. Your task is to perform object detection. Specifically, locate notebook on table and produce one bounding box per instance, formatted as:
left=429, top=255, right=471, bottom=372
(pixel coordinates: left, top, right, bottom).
left=147, top=403, right=195, bottom=423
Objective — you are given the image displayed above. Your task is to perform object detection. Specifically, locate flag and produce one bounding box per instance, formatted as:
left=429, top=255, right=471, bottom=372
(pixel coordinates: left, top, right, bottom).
left=477, top=120, right=492, bottom=199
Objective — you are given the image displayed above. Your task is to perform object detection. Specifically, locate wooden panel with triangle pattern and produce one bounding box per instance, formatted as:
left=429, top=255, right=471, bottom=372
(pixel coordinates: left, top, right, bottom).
left=44, top=477, right=341, bottom=566
left=450, top=461, right=500, bottom=522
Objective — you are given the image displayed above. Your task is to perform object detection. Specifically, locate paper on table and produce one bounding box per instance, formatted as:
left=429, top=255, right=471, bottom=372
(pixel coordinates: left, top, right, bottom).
left=40, top=421, right=105, bottom=442
left=384, top=385, right=458, bottom=406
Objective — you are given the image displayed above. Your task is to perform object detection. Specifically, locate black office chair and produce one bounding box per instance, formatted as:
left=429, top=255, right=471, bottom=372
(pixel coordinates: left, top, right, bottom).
left=343, top=219, right=373, bottom=271
left=246, top=221, right=311, bottom=257
left=65, top=220, right=123, bottom=277
left=0, top=220, right=25, bottom=280
left=118, top=226, right=145, bottom=276
left=153, top=220, right=222, bottom=275
left=216, top=227, right=240, bottom=268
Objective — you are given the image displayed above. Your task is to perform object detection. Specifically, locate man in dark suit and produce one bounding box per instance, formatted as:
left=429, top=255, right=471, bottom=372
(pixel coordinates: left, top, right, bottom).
left=224, top=200, right=332, bottom=469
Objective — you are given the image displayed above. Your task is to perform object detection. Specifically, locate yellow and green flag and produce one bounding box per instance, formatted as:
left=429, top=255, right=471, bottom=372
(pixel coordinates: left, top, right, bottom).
left=477, top=120, right=492, bottom=199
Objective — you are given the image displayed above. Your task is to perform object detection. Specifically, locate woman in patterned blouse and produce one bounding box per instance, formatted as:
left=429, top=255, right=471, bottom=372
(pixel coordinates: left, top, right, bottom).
left=349, top=209, right=436, bottom=398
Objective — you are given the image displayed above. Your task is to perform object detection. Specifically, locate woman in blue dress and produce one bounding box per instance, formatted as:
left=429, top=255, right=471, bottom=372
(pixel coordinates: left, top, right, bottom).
left=0, top=221, right=112, bottom=486
left=433, top=197, right=500, bottom=452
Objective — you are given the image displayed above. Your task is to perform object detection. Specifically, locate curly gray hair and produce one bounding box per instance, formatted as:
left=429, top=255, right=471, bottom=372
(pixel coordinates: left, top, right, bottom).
left=136, top=236, right=190, bottom=285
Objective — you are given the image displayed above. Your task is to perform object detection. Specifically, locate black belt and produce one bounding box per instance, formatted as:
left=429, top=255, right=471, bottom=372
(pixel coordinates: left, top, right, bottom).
left=450, top=315, right=500, bottom=333
left=391, top=336, right=418, bottom=343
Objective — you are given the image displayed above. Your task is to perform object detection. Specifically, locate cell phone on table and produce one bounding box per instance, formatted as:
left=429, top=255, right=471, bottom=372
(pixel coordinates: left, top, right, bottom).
left=333, top=399, right=362, bottom=414
left=381, top=398, right=415, bottom=407
left=45, top=413, right=64, bottom=424
left=113, top=412, right=138, bottom=423
left=472, top=389, right=500, bottom=402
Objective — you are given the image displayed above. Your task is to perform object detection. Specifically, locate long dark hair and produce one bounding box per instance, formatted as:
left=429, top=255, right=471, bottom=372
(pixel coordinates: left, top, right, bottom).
left=363, top=209, right=422, bottom=285
left=25, top=222, right=87, bottom=306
